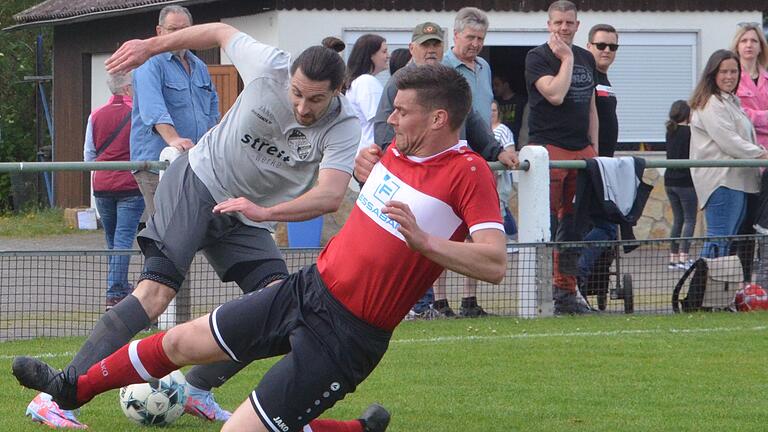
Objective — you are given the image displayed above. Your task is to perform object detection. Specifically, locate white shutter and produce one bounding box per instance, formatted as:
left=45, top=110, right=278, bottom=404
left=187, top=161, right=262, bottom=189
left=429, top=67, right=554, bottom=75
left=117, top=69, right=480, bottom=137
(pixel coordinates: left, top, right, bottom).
left=609, top=33, right=697, bottom=143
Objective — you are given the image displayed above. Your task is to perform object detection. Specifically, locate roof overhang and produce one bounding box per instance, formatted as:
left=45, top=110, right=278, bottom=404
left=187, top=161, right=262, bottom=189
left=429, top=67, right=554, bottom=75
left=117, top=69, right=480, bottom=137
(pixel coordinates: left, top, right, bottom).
left=5, top=0, right=219, bottom=31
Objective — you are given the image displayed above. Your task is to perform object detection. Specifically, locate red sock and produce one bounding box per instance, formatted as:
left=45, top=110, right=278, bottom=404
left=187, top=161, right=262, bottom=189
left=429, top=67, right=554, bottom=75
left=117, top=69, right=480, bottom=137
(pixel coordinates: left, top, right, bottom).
left=76, top=332, right=178, bottom=404
left=306, top=419, right=364, bottom=432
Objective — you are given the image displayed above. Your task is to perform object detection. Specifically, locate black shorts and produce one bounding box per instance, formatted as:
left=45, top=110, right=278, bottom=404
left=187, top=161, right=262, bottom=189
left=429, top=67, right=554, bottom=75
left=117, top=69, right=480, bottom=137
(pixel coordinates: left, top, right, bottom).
left=209, top=265, right=391, bottom=431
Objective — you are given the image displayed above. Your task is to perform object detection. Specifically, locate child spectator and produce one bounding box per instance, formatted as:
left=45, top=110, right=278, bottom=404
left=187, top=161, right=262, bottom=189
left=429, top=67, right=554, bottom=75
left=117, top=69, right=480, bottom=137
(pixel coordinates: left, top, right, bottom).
left=491, top=100, right=518, bottom=250
left=664, top=100, right=697, bottom=269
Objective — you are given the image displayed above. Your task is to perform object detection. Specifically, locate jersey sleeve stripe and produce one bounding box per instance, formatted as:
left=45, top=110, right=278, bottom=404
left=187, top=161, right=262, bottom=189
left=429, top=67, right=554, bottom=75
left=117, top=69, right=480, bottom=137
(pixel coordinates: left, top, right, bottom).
left=469, top=222, right=505, bottom=235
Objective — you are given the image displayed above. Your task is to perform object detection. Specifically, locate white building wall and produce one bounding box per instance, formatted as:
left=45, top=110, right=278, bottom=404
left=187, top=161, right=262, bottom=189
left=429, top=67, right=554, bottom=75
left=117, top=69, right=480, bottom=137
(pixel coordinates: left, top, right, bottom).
left=222, top=9, right=760, bottom=73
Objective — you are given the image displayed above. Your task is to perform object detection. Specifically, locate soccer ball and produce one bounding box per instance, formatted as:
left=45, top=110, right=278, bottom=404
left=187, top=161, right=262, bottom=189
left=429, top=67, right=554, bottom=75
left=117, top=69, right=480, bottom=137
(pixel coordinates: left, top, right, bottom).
left=734, top=284, right=768, bottom=312
left=119, top=370, right=187, bottom=426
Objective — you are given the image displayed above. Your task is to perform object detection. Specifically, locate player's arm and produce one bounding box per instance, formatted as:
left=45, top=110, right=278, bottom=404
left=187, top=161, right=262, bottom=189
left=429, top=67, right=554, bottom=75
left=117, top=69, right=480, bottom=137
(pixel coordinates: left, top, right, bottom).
left=106, top=23, right=239, bottom=74
left=589, top=92, right=599, bottom=151
left=383, top=201, right=507, bottom=284
left=212, top=168, right=351, bottom=222
left=533, top=33, right=573, bottom=106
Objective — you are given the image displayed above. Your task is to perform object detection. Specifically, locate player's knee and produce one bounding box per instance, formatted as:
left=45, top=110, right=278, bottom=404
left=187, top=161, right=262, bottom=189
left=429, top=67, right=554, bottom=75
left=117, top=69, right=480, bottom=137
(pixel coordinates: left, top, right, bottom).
left=224, top=259, right=288, bottom=294
left=138, top=238, right=185, bottom=292
left=133, top=280, right=176, bottom=320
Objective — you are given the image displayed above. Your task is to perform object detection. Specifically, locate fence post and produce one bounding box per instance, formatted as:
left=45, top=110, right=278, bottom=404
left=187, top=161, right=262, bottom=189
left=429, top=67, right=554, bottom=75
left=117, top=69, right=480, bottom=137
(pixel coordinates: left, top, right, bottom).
left=516, top=146, right=553, bottom=318
left=156, top=148, right=192, bottom=329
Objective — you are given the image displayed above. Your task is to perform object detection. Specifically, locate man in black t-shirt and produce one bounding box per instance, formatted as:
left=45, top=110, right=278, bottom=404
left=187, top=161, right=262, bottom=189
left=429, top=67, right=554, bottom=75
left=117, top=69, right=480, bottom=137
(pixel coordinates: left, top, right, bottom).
left=587, top=24, right=619, bottom=157
left=577, top=24, right=621, bottom=303
left=525, top=0, right=598, bottom=314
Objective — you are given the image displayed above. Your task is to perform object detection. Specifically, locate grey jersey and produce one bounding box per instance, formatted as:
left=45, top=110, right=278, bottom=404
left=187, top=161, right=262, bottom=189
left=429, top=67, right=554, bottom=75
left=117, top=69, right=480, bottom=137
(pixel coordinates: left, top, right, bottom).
left=189, top=33, right=360, bottom=231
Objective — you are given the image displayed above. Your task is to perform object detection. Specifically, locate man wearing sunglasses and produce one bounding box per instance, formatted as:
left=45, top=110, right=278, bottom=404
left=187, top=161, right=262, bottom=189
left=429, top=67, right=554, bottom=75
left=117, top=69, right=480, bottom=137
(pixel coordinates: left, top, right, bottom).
left=578, top=24, right=620, bottom=305
left=587, top=24, right=619, bottom=158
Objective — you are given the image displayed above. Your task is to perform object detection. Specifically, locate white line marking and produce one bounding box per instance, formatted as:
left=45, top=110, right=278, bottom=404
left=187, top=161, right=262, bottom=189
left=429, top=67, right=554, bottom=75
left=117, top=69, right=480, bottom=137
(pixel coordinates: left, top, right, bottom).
left=0, top=351, right=75, bottom=360
left=391, top=325, right=768, bottom=344
left=1, top=326, right=765, bottom=360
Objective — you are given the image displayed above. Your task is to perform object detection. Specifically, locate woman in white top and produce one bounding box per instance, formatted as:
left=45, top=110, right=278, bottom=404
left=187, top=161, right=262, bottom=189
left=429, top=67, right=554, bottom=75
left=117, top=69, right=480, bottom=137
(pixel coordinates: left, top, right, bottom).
left=491, top=100, right=517, bottom=246
left=346, top=34, right=388, bottom=155
left=689, top=49, right=768, bottom=258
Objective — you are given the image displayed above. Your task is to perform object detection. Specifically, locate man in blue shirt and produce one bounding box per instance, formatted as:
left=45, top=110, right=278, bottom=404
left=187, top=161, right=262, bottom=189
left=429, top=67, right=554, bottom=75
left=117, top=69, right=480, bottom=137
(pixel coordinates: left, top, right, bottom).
left=131, top=5, right=219, bottom=228
left=443, top=7, right=494, bottom=125
left=432, top=7, right=496, bottom=318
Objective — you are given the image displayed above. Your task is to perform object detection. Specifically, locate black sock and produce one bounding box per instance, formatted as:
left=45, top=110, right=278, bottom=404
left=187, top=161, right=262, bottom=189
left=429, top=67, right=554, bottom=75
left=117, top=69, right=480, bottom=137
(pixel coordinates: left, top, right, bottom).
left=186, top=360, right=249, bottom=391
left=68, top=295, right=150, bottom=375
left=433, top=299, right=449, bottom=310
left=461, top=296, right=478, bottom=309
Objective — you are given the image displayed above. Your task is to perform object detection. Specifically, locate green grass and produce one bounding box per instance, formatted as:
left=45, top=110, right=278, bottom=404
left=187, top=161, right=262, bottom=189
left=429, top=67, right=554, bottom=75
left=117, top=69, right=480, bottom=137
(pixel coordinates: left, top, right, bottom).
left=2, top=313, right=768, bottom=431
left=0, top=208, right=88, bottom=237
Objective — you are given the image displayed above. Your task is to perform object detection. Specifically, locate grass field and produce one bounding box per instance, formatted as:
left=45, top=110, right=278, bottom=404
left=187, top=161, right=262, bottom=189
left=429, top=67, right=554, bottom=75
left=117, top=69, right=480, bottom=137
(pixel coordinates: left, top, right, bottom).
left=2, top=312, right=768, bottom=431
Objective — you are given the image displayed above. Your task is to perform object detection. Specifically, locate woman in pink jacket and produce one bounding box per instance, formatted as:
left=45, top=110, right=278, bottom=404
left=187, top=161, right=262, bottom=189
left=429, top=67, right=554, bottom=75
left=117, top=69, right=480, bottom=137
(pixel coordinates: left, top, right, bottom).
left=732, top=23, right=768, bottom=150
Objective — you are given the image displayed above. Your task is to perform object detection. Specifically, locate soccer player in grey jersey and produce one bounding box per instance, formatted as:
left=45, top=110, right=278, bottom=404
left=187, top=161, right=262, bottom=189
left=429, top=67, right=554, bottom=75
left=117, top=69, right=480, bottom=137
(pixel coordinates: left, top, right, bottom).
left=30, top=22, right=361, bottom=423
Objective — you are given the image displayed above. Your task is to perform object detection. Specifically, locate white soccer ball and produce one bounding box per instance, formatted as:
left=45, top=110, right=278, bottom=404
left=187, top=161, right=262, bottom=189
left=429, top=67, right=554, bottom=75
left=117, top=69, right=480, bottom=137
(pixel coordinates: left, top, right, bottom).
left=119, top=370, right=187, bottom=426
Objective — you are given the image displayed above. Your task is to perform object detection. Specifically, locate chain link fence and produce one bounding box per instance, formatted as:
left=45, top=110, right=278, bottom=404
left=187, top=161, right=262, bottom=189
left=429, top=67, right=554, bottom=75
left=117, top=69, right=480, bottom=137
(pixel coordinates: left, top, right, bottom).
left=2, top=234, right=762, bottom=341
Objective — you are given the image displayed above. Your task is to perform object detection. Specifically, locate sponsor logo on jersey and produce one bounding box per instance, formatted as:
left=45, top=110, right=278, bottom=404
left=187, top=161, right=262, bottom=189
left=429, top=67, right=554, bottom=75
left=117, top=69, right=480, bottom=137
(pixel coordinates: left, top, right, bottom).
left=373, top=174, right=400, bottom=204
left=257, top=105, right=276, bottom=123
left=357, top=163, right=462, bottom=242
left=241, top=134, right=291, bottom=164
left=288, top=130, right=312, bottom=160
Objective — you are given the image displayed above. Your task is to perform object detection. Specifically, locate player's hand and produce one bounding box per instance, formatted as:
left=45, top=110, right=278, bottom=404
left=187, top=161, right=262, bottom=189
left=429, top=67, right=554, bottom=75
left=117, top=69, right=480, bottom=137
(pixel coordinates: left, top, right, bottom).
left=213, top=197, right=270, bottom=222
left=548, top=32, right=572, bottom=61
left=168, top=137, right=194, bottom=152
left=354, top=144, right=382, bottom=183
left=382, top=200, right=431, bottom=253
left=498, top=148, right=519, bottom=169
left=106, top=39, right=152, bottom=74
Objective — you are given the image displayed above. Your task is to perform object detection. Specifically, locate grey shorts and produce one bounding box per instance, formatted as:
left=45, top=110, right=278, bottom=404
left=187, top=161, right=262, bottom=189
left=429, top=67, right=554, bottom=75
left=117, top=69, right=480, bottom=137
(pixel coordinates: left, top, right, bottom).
left=139, top=153, right=286, bottom=289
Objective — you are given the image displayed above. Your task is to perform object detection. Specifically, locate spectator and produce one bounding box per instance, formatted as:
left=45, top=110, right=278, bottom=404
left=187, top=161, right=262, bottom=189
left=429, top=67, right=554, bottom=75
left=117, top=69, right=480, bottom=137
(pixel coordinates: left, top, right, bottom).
left=491, top=100, right=519, bottom=250
left=428, top=7, right=498, bottom=318
left=388, top=48, right=411, bottom=75
left=689, top=49, right=768, bottom=258
left=443, top=7, right=494, bottom=124
left=83, top=72, right=144, bottom=311
left=372, top=22, right=515, bottom=168
left=525, top=0, right=598, bottom=314
left=25, top=22, right=361, bottom=428
left=663, top=100, right=697, bottom=270
left=322, top=36, right=346, bottom=54
left=346, top=34, right=389, bottom=155
left=732, top=22, right=768, bottom=151
left=130, top=5, right=219, bottom=229
left=492, top=74, right=527, bottom=146
left=577, top=23, right=620, bottom=287
left=587, top=23, right=619, bottom=157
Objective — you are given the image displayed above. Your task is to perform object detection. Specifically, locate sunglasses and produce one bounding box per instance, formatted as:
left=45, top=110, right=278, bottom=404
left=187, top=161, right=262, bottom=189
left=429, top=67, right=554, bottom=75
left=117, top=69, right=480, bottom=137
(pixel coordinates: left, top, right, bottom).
left=592, top=42, right=619, bottom=52
left=738, top=22, right=762, bottom=28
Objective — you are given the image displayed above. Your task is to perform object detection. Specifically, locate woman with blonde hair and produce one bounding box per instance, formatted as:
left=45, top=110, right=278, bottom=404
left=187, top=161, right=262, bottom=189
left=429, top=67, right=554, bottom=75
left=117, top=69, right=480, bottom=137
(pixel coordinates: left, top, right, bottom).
left=731, top=23, right=768, bottom=150
left=689, top=49, right=768, bottom=258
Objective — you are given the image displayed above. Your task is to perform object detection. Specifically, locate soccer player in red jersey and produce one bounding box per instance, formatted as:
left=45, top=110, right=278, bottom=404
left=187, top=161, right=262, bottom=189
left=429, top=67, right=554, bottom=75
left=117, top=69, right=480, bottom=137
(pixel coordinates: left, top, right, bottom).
left=13, top=64, right=509, bottom=432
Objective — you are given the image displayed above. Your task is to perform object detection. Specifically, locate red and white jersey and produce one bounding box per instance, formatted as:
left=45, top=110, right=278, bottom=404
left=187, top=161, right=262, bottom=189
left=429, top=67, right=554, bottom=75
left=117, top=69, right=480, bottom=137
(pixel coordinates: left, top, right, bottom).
left=317, top=141, right=504, bottom=330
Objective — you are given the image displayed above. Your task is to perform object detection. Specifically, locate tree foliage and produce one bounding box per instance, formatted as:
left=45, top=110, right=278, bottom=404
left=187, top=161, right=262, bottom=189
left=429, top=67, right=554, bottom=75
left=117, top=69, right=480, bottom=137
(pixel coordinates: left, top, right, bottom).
left=0, top=0, right=52, bottom=210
